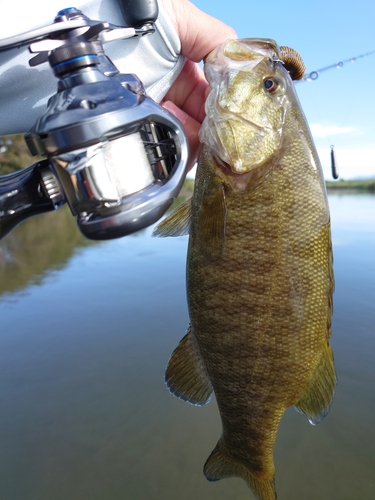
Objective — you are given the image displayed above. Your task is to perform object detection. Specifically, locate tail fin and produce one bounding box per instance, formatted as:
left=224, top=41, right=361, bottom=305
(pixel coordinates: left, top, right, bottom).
left=203, top=439, right=276, bottom=500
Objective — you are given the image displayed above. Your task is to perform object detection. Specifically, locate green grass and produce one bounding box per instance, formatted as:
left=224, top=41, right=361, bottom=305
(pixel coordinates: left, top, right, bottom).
left=0, top=134, right=39, bottom=174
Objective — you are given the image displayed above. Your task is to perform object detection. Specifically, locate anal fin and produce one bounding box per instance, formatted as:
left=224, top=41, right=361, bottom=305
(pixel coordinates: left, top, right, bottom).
left=165, top=325, right=213, bottom=406
left=295, top=344, right=337, bottom=425
left=204, top=439, right=276, bottom=500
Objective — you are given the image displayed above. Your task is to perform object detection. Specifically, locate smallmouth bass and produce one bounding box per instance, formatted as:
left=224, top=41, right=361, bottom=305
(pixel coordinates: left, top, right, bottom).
left=154, top=38, right=336, bottom=500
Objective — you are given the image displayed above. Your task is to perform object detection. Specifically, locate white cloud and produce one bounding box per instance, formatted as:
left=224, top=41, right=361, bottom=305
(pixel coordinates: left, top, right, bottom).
left=310, top=124, right=355, bottom=138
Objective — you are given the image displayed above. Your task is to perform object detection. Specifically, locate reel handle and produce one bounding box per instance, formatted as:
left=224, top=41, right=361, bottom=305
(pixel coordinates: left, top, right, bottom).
left=0, top=161, right=59, bottom=240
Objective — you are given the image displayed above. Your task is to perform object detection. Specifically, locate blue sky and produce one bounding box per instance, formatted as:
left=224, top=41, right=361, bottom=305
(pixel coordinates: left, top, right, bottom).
left=192, top=0, right=375, bottom=179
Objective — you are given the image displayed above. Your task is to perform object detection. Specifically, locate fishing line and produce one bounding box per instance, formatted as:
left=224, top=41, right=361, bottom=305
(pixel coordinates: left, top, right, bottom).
left=302, top=82, right=337, bottom=179
left=298, top=49, right=375, bottom=180
left=328, top=97, right=355, bottom=180
left=301, top=50, right=375, bottom=82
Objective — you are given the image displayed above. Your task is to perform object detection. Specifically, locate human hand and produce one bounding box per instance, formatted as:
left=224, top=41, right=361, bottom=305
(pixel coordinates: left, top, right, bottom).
left=160, top=0, right=237, bottom=169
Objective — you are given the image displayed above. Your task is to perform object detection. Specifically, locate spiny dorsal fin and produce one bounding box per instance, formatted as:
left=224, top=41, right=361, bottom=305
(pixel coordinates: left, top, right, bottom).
left=204, top=439, right=276, bottom=500
left=165, top=325, right=213, bottom=406
left=152, top=197, right=192, bottom=237
left=295, top=344, right=336, bottom=425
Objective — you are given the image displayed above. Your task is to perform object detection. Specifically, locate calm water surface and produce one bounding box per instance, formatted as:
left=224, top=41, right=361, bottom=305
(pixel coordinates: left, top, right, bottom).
left=0, top=192, right=374, bottom=500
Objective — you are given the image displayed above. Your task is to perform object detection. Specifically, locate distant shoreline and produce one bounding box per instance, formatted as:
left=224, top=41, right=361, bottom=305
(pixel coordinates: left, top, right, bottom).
left=182, top=178, right=375, bottom=194
left=325, top=179, right=375, bottom=192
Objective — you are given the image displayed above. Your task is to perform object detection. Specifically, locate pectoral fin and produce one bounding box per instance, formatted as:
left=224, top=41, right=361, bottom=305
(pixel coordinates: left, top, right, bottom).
left=295, top=345, right=336, bottom=425
left=165, top=325, right=213, bottom=406
left=152, top=197, right=192, bottom=237
left=204, top=439, right=276, bottom=500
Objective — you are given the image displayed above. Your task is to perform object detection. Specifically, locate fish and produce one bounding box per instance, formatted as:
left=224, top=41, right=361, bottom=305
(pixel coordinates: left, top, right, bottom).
left=153, top=38, right=336, bottom=500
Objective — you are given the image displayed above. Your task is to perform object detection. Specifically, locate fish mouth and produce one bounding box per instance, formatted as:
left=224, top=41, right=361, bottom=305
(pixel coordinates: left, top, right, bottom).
left=215, top=157, right=248, bottom=177
left=214, top=155, right=271, bottom=190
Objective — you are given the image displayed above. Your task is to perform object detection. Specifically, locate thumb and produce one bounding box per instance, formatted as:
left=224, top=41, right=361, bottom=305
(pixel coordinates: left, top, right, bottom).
left=162, top=0, right=237, bottom=62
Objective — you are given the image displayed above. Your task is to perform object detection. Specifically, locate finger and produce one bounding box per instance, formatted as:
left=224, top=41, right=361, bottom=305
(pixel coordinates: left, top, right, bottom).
left=162, top=60, right=207, bottom=123
left=162, top=100, right=203, bottom=170
left=162, top=0, right=237, bottom=62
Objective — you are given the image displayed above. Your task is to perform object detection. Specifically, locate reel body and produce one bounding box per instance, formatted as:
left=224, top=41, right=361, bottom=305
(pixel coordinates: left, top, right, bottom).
left=0, top=4, right=189, bottom=240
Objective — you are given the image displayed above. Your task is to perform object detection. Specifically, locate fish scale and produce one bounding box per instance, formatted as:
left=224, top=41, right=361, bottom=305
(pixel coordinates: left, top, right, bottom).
left=154, top=38, right=336, bottom=500
left=188, top=159, right=332, bottom=498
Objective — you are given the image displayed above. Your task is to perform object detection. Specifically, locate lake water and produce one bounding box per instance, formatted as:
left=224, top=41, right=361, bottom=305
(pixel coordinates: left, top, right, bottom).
left=0, top=192, right=374, bottom=500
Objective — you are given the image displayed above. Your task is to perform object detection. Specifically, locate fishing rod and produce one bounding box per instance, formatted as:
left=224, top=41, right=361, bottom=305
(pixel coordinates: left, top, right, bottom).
left=300, top=49, right=375, bottom=82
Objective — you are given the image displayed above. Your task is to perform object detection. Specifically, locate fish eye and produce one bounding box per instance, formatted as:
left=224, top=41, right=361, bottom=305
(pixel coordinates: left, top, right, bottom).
left=264, top=77, right=279, bottom=93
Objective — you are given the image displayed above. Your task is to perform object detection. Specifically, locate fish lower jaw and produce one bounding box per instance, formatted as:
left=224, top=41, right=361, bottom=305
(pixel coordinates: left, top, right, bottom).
left=216, top=157, right=245, bottom=176
left=214, top=156, right=269, bottom=191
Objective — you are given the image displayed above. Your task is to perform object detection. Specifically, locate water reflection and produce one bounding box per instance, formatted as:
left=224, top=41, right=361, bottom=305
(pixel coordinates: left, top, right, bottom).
left=0, top=206, right=93, bottom=296
left=0, top=193, right=374, bottom=499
